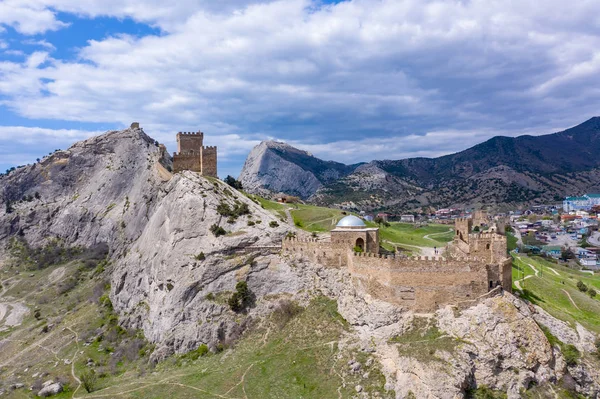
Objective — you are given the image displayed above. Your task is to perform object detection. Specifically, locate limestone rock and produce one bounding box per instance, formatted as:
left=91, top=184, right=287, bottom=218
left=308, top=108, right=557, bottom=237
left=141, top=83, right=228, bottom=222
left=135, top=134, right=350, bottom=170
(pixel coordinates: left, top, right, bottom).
left=37, top=382, right=62, bottom=397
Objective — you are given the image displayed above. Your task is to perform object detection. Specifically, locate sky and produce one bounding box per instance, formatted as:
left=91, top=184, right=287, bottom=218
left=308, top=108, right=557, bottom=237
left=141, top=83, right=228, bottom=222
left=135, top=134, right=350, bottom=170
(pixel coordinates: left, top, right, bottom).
left=0, top=0, right=599, bottom=178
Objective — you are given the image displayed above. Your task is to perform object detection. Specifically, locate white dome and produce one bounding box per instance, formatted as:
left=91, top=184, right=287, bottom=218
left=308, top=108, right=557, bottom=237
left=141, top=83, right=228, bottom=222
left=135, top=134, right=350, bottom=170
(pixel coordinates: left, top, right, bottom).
left=336, top=215, right=366, bottom=227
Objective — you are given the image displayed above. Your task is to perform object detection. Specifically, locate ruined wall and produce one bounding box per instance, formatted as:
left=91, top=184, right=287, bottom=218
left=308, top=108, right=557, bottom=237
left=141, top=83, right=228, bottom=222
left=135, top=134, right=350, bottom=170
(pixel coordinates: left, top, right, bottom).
left=347, top=252, right=490, bottom=311
left=282, top=238, right=348, bottom=268
left=201, top=146, right=218, bottom=177
left=455, top=217, right=472, bottom=243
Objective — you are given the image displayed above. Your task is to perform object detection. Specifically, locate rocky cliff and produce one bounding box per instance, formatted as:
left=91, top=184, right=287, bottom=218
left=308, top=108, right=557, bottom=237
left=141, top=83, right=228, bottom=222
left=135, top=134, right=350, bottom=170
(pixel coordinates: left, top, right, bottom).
left=1, top=128, right=599, bottom=398
left=238, top=140, right=361, bottom=199
left=240, top=117, right=600, bottom=211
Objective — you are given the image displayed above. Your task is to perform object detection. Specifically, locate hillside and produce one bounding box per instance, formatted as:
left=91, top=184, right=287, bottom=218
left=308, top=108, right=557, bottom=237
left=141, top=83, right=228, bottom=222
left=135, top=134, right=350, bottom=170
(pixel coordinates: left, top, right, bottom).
left=1, top=128, right=600, bottom=398
left=240, top=117, right=600, bottom=211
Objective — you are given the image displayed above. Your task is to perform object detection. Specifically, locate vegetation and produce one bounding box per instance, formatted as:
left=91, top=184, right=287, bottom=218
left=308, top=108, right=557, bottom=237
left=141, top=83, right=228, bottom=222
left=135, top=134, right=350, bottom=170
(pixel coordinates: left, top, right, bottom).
left=217, top=201, right=251, bottom=219
left=81, top=369, right=98, bottom=393
left=377, top=222, right=453, bottom=248
left=539, top=324, right=580, bottom=366
left=228, top=281, right=253, bottom=312
left=290, top=203, right=348, bottom=233
left=194, top=252, right=205, bottom=261
left=512, top=255, right=600, bottom=334
left=210, top=224, right=227, bottom=237
left=224, top=175, right=243, bottom=190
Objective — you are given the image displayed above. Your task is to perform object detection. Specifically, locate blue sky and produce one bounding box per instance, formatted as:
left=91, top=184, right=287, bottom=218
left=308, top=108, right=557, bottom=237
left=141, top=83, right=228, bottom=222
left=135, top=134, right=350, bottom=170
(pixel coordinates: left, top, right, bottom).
left=1, top=0, right=599, bottom=178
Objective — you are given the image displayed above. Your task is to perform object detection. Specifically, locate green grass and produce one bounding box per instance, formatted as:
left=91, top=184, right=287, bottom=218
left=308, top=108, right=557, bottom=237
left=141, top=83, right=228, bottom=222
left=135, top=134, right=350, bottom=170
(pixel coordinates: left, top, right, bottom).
left=250, top=195, right=288, bottom=220
left=512, top=255, right=600, bottom=334
left=289, top=203, right=348, bottom=232
left=73, top=297, right=393, bottom=399
left=377, top=222, right=454, bottom=248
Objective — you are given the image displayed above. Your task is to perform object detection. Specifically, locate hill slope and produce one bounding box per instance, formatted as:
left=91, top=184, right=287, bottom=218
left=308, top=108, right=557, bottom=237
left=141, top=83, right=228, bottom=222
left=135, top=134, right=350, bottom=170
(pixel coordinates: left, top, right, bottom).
left=241, top=117, right=600, bottom=211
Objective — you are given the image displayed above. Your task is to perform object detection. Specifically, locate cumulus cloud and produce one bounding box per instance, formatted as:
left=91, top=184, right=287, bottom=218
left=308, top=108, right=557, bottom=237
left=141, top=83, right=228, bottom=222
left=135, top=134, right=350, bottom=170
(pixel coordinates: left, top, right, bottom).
left=0, top=0, right=599, bottom=176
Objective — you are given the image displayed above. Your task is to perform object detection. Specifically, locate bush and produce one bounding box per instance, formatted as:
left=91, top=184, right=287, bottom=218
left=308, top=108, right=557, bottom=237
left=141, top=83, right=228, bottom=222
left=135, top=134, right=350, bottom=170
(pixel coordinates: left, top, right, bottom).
left=577, top=280, right=588, bottom=292
left=228, top=281, right=252, bottom=312
left=353, top=245, right=364, bottom=253
left=269, top=221, right=279, bottom=228
left=80, top=369, right=97, bottom=393
left=247, top=220, right=255, bottom=226
left=224, top=175, right=243, bottom=190
left=589, top=289, right=597, bottom=298
left=216, top=202, right=250, bottom=219
left=563, top=344, right=581, bottom=366
left=194, top=252, right=205, bottom=261
left=210, top=224, right=226, bottom=237
left=272, top=300, right=303, bottom=327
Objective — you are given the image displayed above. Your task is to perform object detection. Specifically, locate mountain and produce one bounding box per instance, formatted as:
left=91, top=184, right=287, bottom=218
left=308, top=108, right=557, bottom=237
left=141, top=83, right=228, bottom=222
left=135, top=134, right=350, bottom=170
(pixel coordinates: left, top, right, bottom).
left=238, top=140, right=362, bottom=199
left=240, top=117, right=600, bottom=211
left=1, top=127, right=600, bottom=398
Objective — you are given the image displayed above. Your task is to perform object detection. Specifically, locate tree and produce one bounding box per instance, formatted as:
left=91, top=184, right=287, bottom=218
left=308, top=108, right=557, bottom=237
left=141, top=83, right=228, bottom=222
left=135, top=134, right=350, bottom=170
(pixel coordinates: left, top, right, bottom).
left=224, top=175, right=243, bottom=190
left=374, top=216, right=384, bottom=226
left=577, top=280, right=588, bottom=293
left=228, top=281, right=252, bottom=312
left=80, top=369, right=98, bottom=393
left=560, top=247, right=575, bottom=261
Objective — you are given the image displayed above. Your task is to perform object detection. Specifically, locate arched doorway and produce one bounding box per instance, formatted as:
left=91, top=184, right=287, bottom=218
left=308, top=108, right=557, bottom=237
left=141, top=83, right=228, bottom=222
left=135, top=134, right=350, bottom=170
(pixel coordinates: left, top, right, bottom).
left=355, top=237, right=365, bottom=251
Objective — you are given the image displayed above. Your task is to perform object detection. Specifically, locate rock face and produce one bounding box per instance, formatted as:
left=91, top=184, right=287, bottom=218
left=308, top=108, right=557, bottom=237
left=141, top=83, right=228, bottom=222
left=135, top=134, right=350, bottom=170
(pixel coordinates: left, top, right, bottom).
left=240, top=117, right=600, bottom=211
left=37, top=382, right=62, bottom=397
left=238, top=140, right=360, bottom=199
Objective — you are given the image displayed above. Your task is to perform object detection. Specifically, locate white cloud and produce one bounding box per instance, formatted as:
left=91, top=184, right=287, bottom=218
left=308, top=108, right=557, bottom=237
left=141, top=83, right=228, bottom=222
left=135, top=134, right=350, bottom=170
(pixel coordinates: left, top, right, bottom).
left=0, top=0, right=599, bottom=176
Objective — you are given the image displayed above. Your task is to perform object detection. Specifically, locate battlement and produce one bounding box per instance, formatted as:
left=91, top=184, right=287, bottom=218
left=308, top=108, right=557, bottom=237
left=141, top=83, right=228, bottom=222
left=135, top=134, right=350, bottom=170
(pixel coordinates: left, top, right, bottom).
left=177, top=131, right=204, bottom=136
left=203, top=146, right=217, bottom=150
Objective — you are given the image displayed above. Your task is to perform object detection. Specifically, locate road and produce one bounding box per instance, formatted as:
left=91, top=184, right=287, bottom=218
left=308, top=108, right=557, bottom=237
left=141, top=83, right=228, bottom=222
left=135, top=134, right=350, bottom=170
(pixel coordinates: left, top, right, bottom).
left=588, top=231, right=600, bottom=247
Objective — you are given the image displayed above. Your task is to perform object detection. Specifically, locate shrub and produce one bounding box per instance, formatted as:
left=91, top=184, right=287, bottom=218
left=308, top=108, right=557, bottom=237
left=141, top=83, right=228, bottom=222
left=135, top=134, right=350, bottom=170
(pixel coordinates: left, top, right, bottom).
left=210, top=224, right=226, bottom=237
left=194, top=252, right=205, bottom=261
left=353, top=245, right=364, bottom=253
left=224, top=175, right=243, bottom=190
left=576, top=280, right=588, bottom=293
left=589, top=289, right=597, bottom=298
left=563, top=344, right=581, bottom=366
left=228, top=281, right=252, bottom=312
left=269, top=221, right=279, bottom=228
left=80, top=370, right=97, bottom=393
left=247, top=220, right=255, bottom=226
left=272, top=300, right=303, bottom=327
left=205, top=292, right=215, bottom=301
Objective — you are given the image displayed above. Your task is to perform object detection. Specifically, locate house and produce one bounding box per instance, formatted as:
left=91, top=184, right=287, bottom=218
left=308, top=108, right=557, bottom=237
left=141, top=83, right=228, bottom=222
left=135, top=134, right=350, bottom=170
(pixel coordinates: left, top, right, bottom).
left=376, top=213, right=390, bottom=222
left=541, top=245, right=562, bottom=258
left=400, top=214, right=415, bottom=223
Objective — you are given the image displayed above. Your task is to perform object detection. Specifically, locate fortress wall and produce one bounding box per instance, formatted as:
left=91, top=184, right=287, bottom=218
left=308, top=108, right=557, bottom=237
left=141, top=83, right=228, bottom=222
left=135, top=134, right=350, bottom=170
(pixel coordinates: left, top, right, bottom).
left=282, top=238, right=348, bottom=268
left=348, top=253, right=490, bottom=311
left=201, top=146, right=218, bottom=177
left=173, top=153, right=201, bottom=173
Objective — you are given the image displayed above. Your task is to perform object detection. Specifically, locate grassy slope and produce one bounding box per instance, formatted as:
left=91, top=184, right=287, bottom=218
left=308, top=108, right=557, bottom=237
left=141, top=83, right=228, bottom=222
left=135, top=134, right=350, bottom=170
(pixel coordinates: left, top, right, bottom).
left=377, top=223, right=454, bottom=248
left=73, top=297, right=393, bottom=399
left=512, top=255, right=600, bottom=334
left=1, top=241, right=392, bottom=399
left=289, top=203, right=348, bottom=232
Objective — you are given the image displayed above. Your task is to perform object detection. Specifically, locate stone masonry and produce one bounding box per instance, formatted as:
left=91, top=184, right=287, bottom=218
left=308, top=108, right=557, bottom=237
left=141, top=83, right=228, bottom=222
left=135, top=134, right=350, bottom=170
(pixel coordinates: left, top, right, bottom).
left=172, top=131, right=217, bottom=177
left=282, top=218, right=512, bottom=311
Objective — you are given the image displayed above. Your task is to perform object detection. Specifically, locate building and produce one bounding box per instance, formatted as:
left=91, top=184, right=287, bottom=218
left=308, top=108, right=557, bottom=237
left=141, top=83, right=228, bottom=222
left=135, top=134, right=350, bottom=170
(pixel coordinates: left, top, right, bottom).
left=541, top=245, right=562, bottom=258
left=282, top=216, right=512, bottom=311
left=172, top=131, right=217, bottom=177
left=400, top=215, right=415, bottom=223
left=563, top=194, right=600, bottom=212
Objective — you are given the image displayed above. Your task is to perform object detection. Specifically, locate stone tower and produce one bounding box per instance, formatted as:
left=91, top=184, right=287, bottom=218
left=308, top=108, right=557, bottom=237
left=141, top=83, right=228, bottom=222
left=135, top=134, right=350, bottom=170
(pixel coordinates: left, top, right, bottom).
left=172, top=131, right=217, bottom=177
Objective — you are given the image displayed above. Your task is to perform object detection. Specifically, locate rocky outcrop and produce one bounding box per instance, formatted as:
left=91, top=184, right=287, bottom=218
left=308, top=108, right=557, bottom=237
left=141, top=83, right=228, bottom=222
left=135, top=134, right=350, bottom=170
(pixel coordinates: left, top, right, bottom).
left=238, top=140, right=359, bottom=199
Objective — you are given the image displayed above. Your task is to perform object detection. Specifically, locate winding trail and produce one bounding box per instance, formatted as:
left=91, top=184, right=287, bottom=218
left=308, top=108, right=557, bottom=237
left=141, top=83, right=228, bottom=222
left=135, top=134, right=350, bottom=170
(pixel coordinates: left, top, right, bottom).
left=562, top=289, right=581, bottom=311
left=67, top=326, right=82, bottom=398
left=547, top=267, right=560, bottom=276
left=422, top=228, right=453, bottom=242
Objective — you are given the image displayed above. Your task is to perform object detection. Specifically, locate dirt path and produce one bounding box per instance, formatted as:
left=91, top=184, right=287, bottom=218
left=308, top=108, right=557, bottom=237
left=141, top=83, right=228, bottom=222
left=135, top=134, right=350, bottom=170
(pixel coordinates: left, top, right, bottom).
left=548, top=267, right=560, bottom=276
left=562, top=289, right=581, bottom=311
left=423, top=229, right=453, bottom=242
left=514, top=275, right=533, bottom=291
left=283, top=208, right=295, bottom=226
left=67, top=326, right=82, bottom=398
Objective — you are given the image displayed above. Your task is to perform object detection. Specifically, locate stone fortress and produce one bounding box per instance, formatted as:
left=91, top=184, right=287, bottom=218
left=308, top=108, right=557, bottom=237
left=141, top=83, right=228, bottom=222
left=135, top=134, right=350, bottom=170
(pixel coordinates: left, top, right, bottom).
left=283, top=213, right=512, bottom=311
left=172, top=131, right=218, bottom=177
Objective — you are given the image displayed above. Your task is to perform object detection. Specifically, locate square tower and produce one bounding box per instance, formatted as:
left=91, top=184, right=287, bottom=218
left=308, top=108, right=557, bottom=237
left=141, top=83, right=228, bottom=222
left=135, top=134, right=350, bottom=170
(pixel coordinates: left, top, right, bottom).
left=173, top=131, right=218, bottom=177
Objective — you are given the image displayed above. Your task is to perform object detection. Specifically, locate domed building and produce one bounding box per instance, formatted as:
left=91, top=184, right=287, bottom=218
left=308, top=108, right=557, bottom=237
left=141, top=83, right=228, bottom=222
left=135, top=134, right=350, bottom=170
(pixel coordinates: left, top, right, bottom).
left=331, top=215, right=379, bottom=254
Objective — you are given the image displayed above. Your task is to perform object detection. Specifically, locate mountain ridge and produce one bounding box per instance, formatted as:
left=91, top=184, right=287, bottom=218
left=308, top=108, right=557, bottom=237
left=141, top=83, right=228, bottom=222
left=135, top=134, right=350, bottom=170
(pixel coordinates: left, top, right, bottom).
left=239, top=117, right=600, bottom=210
